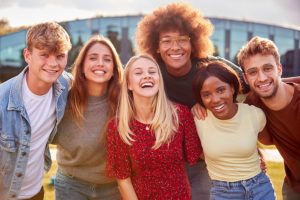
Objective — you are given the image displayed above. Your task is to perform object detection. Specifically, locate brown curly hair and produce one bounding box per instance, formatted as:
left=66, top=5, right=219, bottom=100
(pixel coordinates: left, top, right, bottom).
left=136, top=2, right=214, bottom=62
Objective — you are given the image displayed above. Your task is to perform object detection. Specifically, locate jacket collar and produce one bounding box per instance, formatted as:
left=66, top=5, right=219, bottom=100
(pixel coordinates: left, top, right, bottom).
left=7, top=66, right=66, bottom=111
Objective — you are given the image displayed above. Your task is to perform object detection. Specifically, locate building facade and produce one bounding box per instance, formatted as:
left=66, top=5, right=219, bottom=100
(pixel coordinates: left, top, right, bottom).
left=1, top=15, right=299, bottom=82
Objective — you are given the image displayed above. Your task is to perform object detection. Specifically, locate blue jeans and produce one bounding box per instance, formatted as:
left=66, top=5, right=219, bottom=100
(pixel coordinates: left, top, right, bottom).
left=55, top=170, right=120, bottom=200
left=210, top=172, right=275, bottom=200
left=282, top=180, right=300, bottom=200
left=186, top=160, right=211, bottom=200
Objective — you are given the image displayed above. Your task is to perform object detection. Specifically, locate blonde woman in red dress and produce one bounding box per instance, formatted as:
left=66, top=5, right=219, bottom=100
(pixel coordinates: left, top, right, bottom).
left=106, top=54, right=202, bottom=200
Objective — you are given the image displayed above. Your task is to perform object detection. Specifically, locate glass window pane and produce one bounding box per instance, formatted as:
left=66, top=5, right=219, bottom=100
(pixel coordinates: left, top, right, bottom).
left=212, top=28, right=225, bottom=57
left=274, top=35, right=294, bottom=76
left=230, top=30, right=247, bottom=61
left=67, top=20, right=92, bottom=44
left=0, top=31, right=26, bottom=67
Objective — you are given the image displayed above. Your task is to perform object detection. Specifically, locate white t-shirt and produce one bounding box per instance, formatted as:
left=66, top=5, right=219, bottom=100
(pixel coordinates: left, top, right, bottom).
left=194, top=103, right=266, bottom=182
left=18, top=75, right=56, bottom=199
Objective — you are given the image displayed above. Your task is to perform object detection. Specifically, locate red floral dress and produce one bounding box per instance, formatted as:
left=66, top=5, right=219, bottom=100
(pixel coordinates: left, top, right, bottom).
left=106, top=104, right=202, bottom=200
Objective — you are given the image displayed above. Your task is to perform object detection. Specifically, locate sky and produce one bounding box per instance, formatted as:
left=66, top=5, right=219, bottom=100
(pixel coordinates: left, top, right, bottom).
left=0, top=0, right=300, bottom=29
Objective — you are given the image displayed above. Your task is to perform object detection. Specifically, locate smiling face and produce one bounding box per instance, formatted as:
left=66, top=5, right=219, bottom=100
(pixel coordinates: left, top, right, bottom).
left=128, top=57, right=160, bottom=100
left=200, top=76, right=237, bottom=120
left=157, top=30, right=192, bottom=76
left=83, top=42, right=114, bottom=89
left=243, top=54, right=282, bottom=99
left=24, top=47, right=68, bottom=94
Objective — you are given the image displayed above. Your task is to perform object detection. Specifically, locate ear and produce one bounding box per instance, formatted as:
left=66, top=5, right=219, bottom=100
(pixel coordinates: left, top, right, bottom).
left=242, top=72, right=249, bottom=85
left=23, top=48, right=31, bottom=64
left=230, top=84, right=235, bottom=95
left=277, top=64, right=283, bottom=76
left=128, top=81, right=133, bottom=91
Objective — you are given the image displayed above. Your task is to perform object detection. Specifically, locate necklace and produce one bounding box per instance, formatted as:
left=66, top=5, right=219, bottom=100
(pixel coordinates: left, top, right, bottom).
left=145, top=125, right=150, bottom=131
left=136, top=112, right=152, bottom=131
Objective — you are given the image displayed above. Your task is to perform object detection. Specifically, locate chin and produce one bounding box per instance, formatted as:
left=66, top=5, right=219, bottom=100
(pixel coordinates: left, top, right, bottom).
left=260, top=93, right=276, bottom=99
left=255, top=89, right=274, bottom=98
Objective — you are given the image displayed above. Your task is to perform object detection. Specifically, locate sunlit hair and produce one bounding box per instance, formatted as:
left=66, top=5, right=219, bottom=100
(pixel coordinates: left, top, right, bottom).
left=68, top=35, right=123, bottom=125
left=26, top=21, right=71, bottom=53
left=136, top=2, right=214, bottom=62
left=118, top=54, right=179, bottom=149
left=237, top=36, right=280, bottom=71
left=193, top=61, right=241, bottom=107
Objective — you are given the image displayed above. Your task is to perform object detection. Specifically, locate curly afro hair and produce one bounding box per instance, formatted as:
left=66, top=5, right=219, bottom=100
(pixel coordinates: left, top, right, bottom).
left=136, top=2, right=214, bottom=62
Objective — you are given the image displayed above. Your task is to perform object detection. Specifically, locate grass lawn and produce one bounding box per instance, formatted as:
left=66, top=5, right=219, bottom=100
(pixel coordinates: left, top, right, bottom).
left=267, top=161, right=285, bottom=200
left=43, top=161, right=57, bottom=200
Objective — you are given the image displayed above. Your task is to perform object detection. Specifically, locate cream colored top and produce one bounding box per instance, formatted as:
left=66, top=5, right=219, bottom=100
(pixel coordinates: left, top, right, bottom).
left=194, top=103, right=266, bottom=182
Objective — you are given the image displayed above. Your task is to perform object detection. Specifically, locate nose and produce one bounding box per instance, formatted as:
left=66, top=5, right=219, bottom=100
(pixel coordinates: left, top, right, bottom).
left=257, top=69, right=268, bottom=81
left=47, top=55, right=58, bottom=67
left=96, top=58, right=104, bottom=67
left=143, top=73, right=151, bottom=79
left=211, top=93, right=221, bottom=103
left=170, top=40, right=181, bottom=50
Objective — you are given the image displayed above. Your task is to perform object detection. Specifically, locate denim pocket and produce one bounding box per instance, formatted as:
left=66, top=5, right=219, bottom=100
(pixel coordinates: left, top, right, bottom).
left=0, top=134, right=16, bottom=173
left=0, top=134, right=17, bottom=192
left=210, top=184, right=228, bottom=195
left=54, top=175, right=69, bottom=200
left=257, top=172, right=271, bottom=185
left=0, top=133, right=17, bottom=152
left=54, top=171, right=68, bottom=188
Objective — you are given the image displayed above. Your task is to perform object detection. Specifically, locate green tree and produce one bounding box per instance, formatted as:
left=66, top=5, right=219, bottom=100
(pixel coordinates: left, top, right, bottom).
left=0, top=18, right=28, bottom=36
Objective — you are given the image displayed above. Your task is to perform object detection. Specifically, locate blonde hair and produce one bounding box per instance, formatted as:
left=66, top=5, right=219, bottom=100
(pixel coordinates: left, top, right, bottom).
left=237, top=36, right=280, bottom=70
left=117, top=54, right=179, bottom=149
left=68, top=35, right=123, bottom=125
left=26, top=21, right=71, bottom=53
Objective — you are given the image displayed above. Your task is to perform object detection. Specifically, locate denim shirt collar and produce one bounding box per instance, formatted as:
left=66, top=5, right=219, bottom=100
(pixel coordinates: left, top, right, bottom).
left=7, top=67, right=27, bottom=112
left=7, top=66, right=66, bottom=113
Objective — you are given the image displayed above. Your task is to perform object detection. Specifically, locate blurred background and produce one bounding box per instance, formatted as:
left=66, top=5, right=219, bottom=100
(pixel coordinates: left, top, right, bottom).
left=0, top=0, right=300, bottom=82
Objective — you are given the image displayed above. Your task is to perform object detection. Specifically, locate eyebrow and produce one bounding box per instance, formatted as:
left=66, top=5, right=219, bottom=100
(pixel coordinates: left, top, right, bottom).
left=132, top=66, right=157, bottom=70
left=248, top=63, right=274, bottom=69
left=132, top=67, right=143, bottom=70
left=262, top=63, right=274, bottom=67
left=87, top=53, right=112, bottom=57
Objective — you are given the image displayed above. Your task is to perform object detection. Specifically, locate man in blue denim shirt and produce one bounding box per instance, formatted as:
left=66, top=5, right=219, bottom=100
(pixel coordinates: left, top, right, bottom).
left=0, top=22, right=72, bottom=200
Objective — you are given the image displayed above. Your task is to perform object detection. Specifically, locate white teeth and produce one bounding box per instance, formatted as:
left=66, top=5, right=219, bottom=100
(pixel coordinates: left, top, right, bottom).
left=214, top=104, right=224, bottom=111
left=257, top=82, right=271, bottom=89
left=169, top=54, right=182, bottom=58
left=141, top=82, right=153, bottom=88
left=94, top=70, right=105, bottom=75
left=45, top=69, right=57, bottom=73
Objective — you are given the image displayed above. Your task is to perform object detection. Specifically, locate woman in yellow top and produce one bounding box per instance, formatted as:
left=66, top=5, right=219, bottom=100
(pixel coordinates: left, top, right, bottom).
left=193, top=61, right=275, bottom=200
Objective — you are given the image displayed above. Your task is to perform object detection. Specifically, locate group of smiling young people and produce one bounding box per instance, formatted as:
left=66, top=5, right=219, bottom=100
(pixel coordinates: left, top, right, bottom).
left=1, top=2, right=299, bottom=200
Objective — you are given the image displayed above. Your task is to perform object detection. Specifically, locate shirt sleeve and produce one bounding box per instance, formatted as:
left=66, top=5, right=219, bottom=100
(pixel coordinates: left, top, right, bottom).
left=179, top=105, right=203, bottom=165
left=106, top=119, right=131, bottom=179
left=255, top=106, right=267, bottom=133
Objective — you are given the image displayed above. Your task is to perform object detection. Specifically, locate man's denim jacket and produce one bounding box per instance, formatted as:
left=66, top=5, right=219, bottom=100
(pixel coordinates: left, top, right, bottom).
left=0, top=67, right=71, bottom=200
